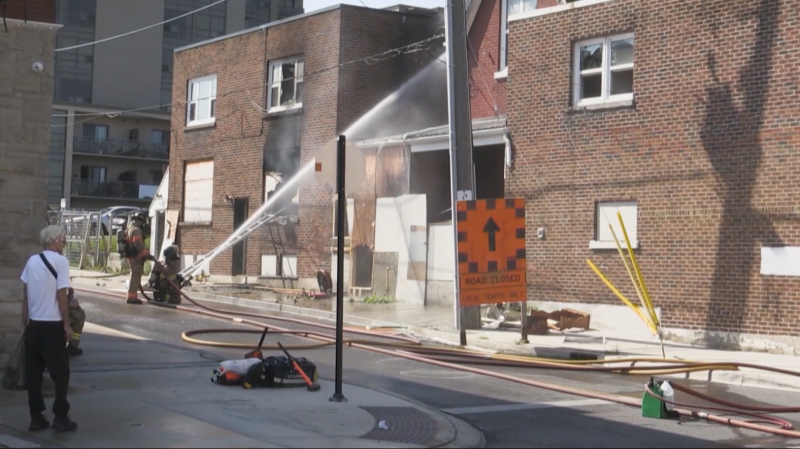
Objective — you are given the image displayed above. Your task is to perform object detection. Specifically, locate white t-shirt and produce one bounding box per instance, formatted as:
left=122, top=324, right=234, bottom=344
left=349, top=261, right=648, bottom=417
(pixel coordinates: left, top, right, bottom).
left=20, top=250, right=71, bottom=322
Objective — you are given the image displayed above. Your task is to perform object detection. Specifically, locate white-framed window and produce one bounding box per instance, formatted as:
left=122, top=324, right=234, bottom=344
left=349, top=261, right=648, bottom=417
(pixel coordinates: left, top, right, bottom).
left=184, top=160, right=214, bottom=222
left=186, top=75, right=217, bottom=127
left=499, top=0, right=537, bottom=73
left=267, top=57, right=304, bottom=112
left=591, top=201, right=638, bottom=250
left=574, top=34, right=634, bottom=106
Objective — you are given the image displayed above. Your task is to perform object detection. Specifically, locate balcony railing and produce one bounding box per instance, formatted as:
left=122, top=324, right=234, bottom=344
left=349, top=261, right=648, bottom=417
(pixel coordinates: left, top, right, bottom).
left=73, top=137, right=169, bottom=160
left=71, top=179, right=158, bottom=201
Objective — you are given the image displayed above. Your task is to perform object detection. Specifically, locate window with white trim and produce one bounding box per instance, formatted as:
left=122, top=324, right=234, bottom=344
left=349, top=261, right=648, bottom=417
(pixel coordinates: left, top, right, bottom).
left=184, top=160, right=214, bottom=222
left=186, top=75, right=217, bottom=127
left=267, top=57, right=304, bottom=112
left=500, top=0, right=537, bottom=72
left=591, top=201, right=638, bottom=250
left=574, top=34, right=634, bottom=106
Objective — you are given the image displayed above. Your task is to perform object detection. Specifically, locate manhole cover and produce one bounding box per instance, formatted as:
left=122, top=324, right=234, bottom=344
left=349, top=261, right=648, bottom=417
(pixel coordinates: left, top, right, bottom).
left=360, top=406, right=437, bottom=445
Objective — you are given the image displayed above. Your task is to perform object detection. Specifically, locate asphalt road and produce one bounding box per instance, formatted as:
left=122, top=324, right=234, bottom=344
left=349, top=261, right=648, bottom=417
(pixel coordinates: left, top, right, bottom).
left=76, top=290, right=800, bottom=449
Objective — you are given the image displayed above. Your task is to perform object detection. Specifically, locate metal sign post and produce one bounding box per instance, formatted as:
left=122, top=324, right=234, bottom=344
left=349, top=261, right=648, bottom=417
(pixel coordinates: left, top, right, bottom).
left=330, top=135, right=348, bottom=403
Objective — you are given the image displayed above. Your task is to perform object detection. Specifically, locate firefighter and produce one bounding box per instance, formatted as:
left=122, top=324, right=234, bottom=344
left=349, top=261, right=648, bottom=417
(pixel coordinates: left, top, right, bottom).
left=148, top=245, right=184, bottom=304
left=124, top=211, right=153, bottom=305
left=67, top=287, right=85, bottom=356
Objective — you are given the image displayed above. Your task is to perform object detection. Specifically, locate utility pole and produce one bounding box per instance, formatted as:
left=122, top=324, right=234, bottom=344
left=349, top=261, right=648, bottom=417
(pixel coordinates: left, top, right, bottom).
left=445, top=0, right=480, bottom=345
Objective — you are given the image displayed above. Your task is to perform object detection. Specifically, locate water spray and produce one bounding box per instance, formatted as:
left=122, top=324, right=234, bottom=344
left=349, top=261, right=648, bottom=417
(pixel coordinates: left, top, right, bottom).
left=179, top=161, right=315, bottom=278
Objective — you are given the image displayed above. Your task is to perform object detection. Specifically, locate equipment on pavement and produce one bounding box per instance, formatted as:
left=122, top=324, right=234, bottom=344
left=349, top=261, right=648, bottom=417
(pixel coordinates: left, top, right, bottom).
left=278, top=342, right=321, bottom=392
left=244, top=328, right=269, bottom=360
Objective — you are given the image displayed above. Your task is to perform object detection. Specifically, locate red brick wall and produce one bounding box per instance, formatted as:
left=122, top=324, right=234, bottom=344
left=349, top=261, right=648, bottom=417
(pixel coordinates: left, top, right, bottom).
left=506, top=0, right=800, bottom=336
left=170, top=6, right=440, bottom=279
left=468, top=0, right=558, bottom=120
left=468, top=0, right=506, bottom=119
left=3, top=0, right=55, bottom=23
left=170, top=11, right=342, bottom=278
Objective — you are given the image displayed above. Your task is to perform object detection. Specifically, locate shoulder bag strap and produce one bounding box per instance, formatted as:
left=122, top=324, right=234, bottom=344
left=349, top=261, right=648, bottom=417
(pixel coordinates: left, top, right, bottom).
left=39, top=253, right=58, bottom=280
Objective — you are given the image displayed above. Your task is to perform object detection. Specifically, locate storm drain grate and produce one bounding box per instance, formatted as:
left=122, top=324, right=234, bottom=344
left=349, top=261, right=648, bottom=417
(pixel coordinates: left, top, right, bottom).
left=360, top=406, right=438, bottom=445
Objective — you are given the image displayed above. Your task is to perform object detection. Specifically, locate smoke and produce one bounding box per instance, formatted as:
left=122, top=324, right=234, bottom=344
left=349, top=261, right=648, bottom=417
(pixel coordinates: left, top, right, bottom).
left=346, top=50, right=449, bottom=143
left=263, top=116, right=300, bottom=176
left=263, top=116, right=301, bottom=213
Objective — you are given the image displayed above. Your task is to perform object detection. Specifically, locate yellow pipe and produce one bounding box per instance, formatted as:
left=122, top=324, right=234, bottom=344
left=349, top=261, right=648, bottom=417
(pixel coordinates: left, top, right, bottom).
left=617, top=212, right=659, bottom=327
left=586, top=259, right=658, bottom=335
left=609, top=225, right=650, bottom=317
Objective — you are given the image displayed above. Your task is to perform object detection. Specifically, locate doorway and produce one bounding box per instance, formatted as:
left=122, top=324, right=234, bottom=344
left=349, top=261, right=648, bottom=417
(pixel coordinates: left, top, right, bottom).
left=232, top=198, right=248, bottom=276
left=154, top=211, right=166, bottom=259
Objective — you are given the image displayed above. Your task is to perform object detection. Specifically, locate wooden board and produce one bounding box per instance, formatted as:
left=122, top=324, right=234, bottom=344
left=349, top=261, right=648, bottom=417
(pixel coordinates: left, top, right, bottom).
left=350, top=193, right=376, bottom=288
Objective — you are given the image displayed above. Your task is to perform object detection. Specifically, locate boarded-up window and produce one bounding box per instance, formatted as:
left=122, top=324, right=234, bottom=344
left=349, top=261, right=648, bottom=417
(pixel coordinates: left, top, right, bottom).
left=184, top=160, right=214, bottom=222
left=591, top=201, right=638, bottom=249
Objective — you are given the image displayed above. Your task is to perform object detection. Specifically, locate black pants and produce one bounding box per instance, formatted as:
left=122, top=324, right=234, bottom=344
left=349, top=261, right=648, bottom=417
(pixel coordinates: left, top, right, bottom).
left=25, top=320, right=70, bottom=418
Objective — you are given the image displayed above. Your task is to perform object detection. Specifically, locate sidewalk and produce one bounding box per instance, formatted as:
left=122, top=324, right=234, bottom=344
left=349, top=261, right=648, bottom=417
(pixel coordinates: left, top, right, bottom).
left=69, top=271, right=800, bottom=391
left=0, top=322, right=483, bottom=448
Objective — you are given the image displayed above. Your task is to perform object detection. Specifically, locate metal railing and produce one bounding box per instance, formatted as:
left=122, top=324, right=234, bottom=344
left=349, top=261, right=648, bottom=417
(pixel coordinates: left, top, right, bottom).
left=73, top=136, right=169, bottom=160
left=59, top=210, right=104, bottom=269
left=57, top=208, right=143, bottom=270
left=71, top=179, right=157, bottom=200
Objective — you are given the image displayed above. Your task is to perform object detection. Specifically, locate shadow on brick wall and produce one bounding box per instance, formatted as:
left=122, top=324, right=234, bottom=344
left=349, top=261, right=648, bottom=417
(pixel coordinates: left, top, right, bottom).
left=699, top=0, right=781, bottom=334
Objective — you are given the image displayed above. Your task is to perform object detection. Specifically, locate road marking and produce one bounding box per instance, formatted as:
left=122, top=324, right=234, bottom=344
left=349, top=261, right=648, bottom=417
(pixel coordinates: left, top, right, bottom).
left=442, top=398, right=609, bottom=415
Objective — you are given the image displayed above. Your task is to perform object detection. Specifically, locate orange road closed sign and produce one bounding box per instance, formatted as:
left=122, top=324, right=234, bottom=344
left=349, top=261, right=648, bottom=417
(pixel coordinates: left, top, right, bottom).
left=456, top=198, right=527, bottom=307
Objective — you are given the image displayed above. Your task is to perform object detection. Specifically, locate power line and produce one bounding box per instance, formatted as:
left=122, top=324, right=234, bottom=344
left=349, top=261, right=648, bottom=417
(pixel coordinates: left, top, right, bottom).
left=51, top=32, right=445, bottom=125
left=55, top=0, right=230, bottom=53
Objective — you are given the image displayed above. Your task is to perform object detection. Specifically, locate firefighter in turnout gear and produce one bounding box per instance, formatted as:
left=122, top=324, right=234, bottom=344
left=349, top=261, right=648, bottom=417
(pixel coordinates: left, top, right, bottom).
left=123, top=211, right=153, bottom=304
left=148, top=245, right=184, bottom=304
left=67, top=287, right=85, bottom=356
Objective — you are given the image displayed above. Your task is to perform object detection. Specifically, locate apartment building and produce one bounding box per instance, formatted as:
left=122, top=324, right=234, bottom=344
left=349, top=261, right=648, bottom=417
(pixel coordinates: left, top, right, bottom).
left=503, top=0, right=800, bottom=348
left=168, top=4, right=442, bottom=287
left=48, top=0, right=303, bottom=211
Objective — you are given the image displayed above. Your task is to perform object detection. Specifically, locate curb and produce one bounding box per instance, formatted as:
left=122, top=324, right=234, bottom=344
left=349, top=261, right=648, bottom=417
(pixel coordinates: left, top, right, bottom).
left=185, top=289, right=408, bottom=330
left=76, top=283, right=800, bottom=392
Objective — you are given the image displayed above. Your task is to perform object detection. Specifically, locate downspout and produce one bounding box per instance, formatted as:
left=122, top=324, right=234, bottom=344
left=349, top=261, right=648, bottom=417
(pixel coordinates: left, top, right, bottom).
left=503, top=131, right=513, bottom=180
left=401, top=131, right=414, bottom=193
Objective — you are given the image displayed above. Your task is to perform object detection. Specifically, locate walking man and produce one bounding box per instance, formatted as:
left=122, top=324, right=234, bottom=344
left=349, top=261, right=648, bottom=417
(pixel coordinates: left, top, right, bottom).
left=20, top=225, right=78, bottom=432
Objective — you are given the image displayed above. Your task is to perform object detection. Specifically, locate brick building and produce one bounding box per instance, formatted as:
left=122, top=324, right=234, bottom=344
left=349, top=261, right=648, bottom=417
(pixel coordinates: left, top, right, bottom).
left=168, top=5, right=442, bottom=287
left=503, top=0, right=800, bottom=347
left=0, top=0, right=59, bottom=363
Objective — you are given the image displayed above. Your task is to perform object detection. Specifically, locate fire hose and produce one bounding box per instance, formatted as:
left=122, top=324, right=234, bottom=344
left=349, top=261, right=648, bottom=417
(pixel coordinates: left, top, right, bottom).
left=74, top=279, right=800, bottom=439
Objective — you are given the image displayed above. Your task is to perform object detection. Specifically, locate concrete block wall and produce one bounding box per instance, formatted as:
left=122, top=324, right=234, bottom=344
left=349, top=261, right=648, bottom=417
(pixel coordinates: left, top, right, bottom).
left=0, top=19, right=59, bottom=364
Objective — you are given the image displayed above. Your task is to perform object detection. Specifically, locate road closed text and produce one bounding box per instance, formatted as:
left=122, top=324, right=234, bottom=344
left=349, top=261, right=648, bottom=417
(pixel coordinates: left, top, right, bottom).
left=460, top=271, right=525, bottom=290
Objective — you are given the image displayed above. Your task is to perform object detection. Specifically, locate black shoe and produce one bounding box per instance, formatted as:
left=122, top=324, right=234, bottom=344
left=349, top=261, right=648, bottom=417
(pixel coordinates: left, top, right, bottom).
left=51, top=416, right=78, bottom=432
left=68, top=346, right=83, bottom=357
left=126, top=298, right=143, bottom=305
left=29, top=414, right=50, bottom=431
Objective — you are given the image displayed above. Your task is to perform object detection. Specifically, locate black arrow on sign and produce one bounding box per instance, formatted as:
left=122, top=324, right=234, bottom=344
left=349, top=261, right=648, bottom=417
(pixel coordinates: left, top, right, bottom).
left=483, top=217, right=500, bottom=252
